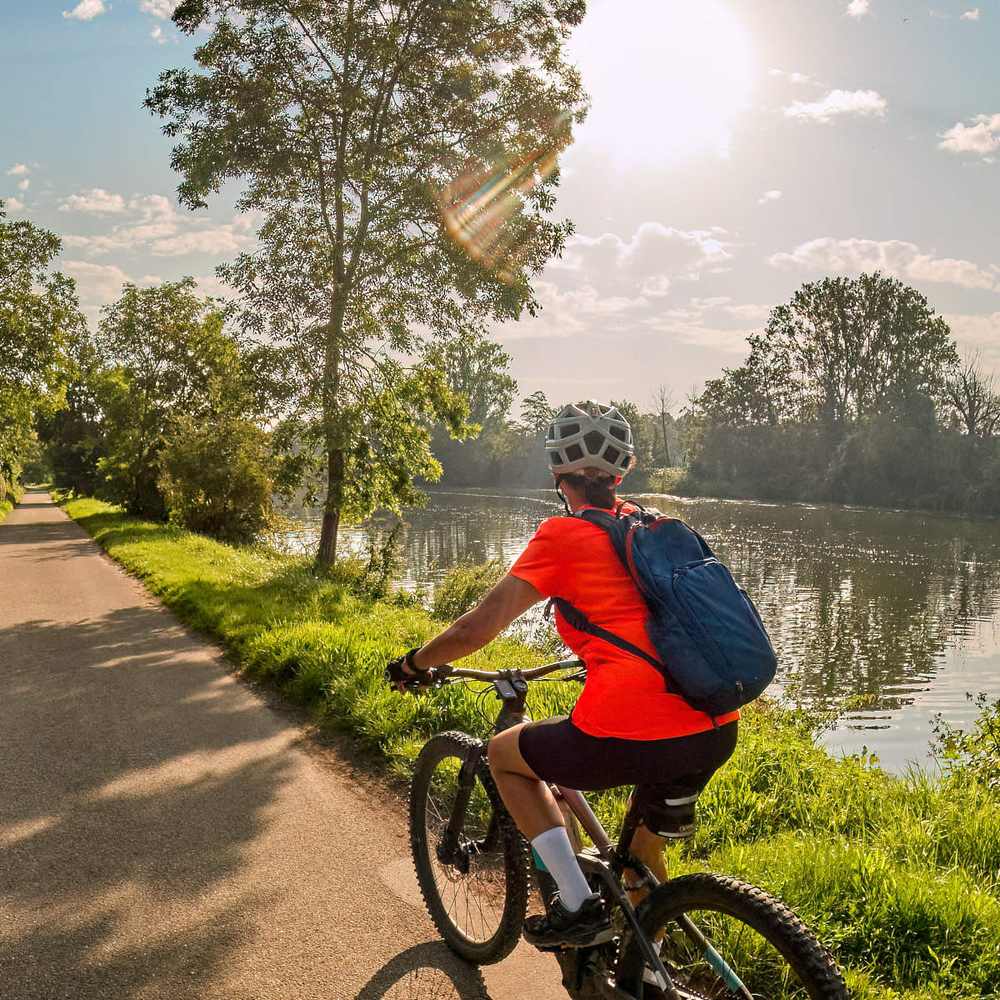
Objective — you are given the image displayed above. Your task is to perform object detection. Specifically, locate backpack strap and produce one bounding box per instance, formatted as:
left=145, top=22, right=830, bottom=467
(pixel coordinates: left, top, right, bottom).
left=549, top=596, right=683, bottom=696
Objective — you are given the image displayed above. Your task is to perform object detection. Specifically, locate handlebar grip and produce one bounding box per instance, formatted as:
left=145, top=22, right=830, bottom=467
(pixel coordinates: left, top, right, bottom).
left=386, top=658, right=454, bottom=689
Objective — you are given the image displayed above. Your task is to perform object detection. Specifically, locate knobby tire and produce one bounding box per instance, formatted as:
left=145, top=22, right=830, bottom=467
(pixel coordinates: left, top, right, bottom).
left=409, top=731, right=530, bottom=964
left=617, top=873, right=850, bottom=1000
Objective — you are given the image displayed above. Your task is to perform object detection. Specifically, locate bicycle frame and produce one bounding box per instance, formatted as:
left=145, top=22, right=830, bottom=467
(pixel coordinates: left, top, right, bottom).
left=416, top=660, right=824, bottom=1000
left=435, top=662, right=700, bottom=1000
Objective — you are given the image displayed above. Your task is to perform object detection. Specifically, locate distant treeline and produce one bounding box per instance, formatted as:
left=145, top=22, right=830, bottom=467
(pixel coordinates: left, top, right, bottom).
left=432, top=271, right=1000, bottom=520
left=428, top=381, right=686, bottom=491
left=680, top=272, right=1000, bottom=516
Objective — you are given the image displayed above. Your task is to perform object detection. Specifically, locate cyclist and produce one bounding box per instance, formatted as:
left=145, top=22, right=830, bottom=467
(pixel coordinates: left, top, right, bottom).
left=392, top=400, right=738, bottom=949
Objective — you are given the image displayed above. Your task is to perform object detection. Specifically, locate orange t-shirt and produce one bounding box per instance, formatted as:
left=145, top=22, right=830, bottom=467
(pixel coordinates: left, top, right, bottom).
left=510, top=505, right=739, bottom=740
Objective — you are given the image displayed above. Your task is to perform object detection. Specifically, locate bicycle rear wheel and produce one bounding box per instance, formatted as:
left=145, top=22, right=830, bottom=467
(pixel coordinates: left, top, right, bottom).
left=409, top=731, right=530, bottom=964
left=617, top=873, right=850, bottom=1000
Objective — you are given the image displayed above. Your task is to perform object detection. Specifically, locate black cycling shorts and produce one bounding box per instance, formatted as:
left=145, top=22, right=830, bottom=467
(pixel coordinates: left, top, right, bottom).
left=517, top=715, right=738, bottom=838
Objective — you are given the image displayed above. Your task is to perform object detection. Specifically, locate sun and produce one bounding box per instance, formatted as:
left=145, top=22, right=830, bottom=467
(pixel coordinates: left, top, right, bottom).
left=566, top=0, right=756, bottom=166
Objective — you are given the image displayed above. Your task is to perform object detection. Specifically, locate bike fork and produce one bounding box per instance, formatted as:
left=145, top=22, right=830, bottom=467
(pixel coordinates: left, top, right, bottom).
left=438, top=742, right=486, bottom=864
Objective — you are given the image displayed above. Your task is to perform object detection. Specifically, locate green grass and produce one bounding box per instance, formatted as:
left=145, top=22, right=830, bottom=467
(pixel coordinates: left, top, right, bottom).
left=61, top=497, right=1000, bottom=999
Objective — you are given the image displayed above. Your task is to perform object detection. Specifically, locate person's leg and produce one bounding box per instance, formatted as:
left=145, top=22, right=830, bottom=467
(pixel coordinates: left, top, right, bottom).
left=626, top=822, right=669, bottom=905
left=488, top=725, right=593, bottom=914
left=487, top=725, right=563, bottom=838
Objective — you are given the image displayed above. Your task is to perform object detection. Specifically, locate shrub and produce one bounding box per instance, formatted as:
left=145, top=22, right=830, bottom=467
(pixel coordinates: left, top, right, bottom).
left=931, top=693, right=1000, bottom=794
left=432, top=557, right=506, bottom=620
left=158, top=415, right=275, bottom=544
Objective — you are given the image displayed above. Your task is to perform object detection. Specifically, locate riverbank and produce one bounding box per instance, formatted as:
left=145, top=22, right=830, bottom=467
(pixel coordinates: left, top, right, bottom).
left=58, top=496, right=1000, bottom=1000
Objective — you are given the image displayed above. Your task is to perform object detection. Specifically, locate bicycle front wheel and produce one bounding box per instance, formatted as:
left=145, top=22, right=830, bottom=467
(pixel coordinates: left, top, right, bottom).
left=617, top=873, right=850, bottom=1000
left=409, top=731, right=530, bottom=964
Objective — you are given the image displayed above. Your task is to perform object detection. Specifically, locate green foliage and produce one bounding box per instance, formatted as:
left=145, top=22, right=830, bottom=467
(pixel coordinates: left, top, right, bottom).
left=59, top=500, right=1000, bottom=999
left=328, top=523, right=406, bottom=602
left=679, top=272, right=1000, bottom=516
left=158, top=414, right=275, bottom=544
left=94, top=278, right=258, bottom=519
left=931, top=693, right=1000, bottom=794
left=432, top=557, right=507, bottom=621
left=35, top=332, right=108, bottom=496
left=0, top=201, right=83, bottom=502
left=147, top=0, right=587, bottom=564
left=423, top=328, right=517, bottom=427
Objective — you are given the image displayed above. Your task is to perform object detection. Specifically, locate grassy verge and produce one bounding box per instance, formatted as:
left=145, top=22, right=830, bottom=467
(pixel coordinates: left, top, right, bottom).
left=62, top=497, right=999, bottom=1000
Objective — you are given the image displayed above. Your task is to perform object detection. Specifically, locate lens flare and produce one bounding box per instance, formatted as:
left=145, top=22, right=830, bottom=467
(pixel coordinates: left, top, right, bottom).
left=439, top=122, right=568, bottom=282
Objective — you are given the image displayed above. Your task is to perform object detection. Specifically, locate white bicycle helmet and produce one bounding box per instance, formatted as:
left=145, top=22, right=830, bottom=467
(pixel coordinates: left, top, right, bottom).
left=545, top=400, right=634, bottom=478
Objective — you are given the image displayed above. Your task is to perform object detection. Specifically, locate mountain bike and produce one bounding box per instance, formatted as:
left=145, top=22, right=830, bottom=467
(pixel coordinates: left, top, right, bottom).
left=401, top=658, right=851, bottom=1000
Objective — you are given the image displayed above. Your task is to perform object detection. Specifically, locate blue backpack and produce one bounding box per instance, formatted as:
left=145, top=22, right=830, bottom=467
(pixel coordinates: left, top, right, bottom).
left=551, top=506, right=777, bottom=720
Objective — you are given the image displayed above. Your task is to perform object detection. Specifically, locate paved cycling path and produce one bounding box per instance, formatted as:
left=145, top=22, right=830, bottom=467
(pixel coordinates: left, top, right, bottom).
left=0, top=492, right=564, bottom=1000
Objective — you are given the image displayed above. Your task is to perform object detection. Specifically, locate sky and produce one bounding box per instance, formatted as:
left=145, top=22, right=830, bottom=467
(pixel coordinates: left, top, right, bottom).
left=2, top=0, right=998, bottom=413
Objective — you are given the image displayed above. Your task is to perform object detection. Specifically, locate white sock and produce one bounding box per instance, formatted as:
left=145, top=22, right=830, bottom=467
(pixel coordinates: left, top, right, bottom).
left=531, top=827, right=592, bottom=912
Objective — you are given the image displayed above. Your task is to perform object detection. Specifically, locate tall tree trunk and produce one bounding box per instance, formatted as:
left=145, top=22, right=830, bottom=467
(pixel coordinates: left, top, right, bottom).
left=660, top=411, right=671, bottom=467
left=317, top=448, right=343, bottom=567
left=316, top=295, right=345, bottom=569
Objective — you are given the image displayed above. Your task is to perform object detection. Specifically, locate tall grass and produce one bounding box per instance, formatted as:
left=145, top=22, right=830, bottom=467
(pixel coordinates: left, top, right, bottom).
left=62, top=498, right=1000, bottom=999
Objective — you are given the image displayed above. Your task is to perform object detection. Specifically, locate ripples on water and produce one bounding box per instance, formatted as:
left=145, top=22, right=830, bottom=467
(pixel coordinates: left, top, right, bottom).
left=274, top=488, right=1000, bottom=773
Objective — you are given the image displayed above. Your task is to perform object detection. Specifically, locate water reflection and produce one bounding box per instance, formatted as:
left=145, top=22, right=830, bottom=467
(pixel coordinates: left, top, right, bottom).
left=274, top=489, right=1000, bottom=771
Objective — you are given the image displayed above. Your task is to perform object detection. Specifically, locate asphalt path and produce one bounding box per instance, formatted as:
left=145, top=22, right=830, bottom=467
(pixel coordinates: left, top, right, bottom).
left=0, top=491, right=565, bottom=1000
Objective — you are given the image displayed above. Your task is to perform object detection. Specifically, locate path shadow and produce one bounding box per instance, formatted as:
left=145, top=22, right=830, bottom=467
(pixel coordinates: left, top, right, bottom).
left=355, top=942, right=491, bottom=1000
left=0, top=608, right=296, bottom=999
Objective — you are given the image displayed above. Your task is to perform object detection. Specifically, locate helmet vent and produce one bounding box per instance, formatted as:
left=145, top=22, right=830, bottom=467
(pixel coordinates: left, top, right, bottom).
left=603, top=445, right=621, bottom=464
left=583, top=430, right=605, bottom=454
left=559, top=423, right=579, bottom=439
left=609, top=425, right=627, bottom=442
left=550, top=452, right=564, bottom=465
left=565, top=443, right=584, bottom=462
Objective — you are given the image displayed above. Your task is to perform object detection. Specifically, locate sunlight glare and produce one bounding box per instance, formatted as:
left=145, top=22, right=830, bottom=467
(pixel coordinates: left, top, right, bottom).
left=567, top=0, right=756, bottom=166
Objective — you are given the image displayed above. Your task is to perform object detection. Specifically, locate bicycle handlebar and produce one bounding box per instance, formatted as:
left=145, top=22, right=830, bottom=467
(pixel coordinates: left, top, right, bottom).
left=388, top=656, right=584, bottom=690
left=446, top=658, right=584, bottom=682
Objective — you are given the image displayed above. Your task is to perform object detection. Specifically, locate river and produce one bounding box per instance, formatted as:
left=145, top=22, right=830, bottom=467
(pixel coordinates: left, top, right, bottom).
left=274, top=487, right=1000, bottom=774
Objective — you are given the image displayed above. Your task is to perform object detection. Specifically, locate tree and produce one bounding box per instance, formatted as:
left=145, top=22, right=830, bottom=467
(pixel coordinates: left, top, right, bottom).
left=36, top=331, right=107, bottom=496
left=519, top=389, right=554, bottom=436
left=422, top=328, right=517, bottom=427
left=159, top=414, right=275, bottom=543
left=95, top=278, right=259, bottom=518
left=753, top=273, right=958, bottom=428
left=943, top=351, right=1000, bottom=439
left=650, top=384, right=675, bottom=467
left=147, top=0, right=587, bottom=565
left=0, top=201, right=83, bottom=500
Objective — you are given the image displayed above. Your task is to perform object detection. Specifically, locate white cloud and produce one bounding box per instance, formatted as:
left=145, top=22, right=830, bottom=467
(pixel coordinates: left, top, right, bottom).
left=961, top=8, right=980, bottom=20
left=938, top=114, right=1000, bottom=158
left=758, top=190, right=783, bottom=205
left=944, top=312, right=1000, bottom=367
left=6, top=197, right=25, bottom=212
left=555, top=225, right=731, bottom=281
left=61, top=261, right=135, bottom=305
left=769, top=69, right=811, bottom=84
left=7, top=164, right=29, bottom=176
left=846, top=0, right=872, bottom=18
left=59, top=188, right=126, bottom=213
left=62, top=0, right=109, bottom=20
left=783, top=89, right=888, bottom=123
left=768, top=237, right=999, bottom=291
left=150, top=227, right=250, bottom=256
left=17, top=179, right=29, bottom=192
left=138, top=0, right=178, bottom=18
left=64, top=193, right=258, bottom=258
left=499, top=222, right=746, bottom=356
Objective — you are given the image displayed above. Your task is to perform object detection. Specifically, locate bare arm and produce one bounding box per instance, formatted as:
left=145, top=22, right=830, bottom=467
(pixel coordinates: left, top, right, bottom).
left=410, top=573, right=544, bottom=671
